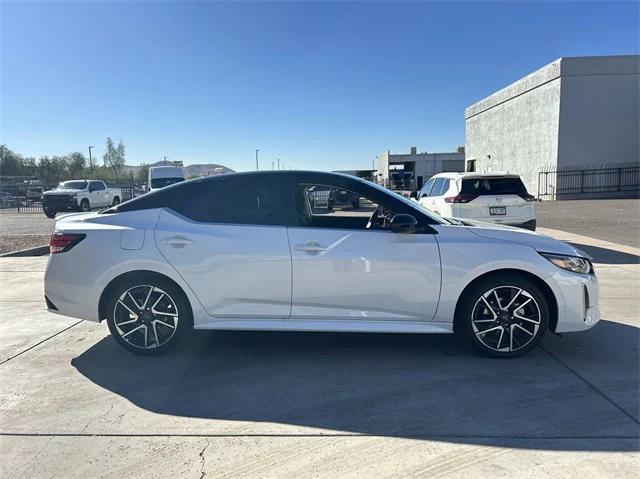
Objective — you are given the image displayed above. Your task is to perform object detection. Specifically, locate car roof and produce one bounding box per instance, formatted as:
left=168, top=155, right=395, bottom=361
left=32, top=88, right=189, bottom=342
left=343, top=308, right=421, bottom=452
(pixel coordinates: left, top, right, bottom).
left=431, top=171, right=521, bottom=180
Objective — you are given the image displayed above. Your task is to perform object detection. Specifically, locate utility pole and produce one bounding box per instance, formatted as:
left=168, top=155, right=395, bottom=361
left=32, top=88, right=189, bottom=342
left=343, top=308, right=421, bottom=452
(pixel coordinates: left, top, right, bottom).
left=88, top=146, right=94, bottom=175
left=277, top=158, right=281, bottom=170
left=255, top=149, right=260, bottom=171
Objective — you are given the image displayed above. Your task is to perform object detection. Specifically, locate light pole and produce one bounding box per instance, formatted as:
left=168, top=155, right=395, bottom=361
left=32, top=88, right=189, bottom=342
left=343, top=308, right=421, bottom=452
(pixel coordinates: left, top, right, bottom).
left=277, top=158, right=281, bottom=170
left=255, top=149, right=260, bottom=171
left=163, top=156, right=168, bottom=166
left=271, top=161, right=275, bottom=170
left=88, top=146, right=94, bottom=175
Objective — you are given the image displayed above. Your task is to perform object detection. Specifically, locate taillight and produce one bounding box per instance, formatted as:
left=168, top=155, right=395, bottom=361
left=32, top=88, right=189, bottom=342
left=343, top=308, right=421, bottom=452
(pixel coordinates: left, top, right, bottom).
left=49, top=233, right=86, bottom=254
left=444, top=194, right=478, bottom=203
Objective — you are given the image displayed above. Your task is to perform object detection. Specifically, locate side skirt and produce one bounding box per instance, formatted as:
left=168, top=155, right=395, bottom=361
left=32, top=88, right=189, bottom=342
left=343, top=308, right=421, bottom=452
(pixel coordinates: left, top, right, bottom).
left=193, top=318, right=454, bottom=334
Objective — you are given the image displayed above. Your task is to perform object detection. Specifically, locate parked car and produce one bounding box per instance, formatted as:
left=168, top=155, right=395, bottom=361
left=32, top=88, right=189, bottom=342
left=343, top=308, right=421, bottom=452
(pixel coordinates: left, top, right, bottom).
left=411, top=172, right=537, bottom=230
left=41, top=180, right=122, bottom=218
left=148, top=166, right=185, bottom=192
left=44, top=171, right=599, bottom=358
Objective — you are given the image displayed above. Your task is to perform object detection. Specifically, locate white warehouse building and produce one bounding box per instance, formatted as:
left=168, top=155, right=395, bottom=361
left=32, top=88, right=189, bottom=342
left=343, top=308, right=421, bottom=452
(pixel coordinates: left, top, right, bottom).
left=465, top=55, right=639, bottom=198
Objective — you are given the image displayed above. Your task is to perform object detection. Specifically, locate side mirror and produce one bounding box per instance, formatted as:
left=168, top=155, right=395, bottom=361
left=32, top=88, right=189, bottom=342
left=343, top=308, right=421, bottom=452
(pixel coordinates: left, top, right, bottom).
left=390, top=214, right=418, bottom=234
left=88, top=186, right=94, bottom=192
left=409, top=191, right=418, bottom=199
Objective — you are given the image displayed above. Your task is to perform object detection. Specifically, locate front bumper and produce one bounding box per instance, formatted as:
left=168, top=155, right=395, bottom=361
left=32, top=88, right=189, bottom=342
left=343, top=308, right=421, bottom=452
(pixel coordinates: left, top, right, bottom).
left=547, top=268, right=600, bottom=333
left=42, top=196, right=78, bottom=211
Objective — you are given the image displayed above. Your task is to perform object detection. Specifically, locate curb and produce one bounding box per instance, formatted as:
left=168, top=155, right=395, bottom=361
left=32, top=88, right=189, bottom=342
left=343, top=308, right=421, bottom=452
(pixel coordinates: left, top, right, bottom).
left=0, top=245, right=49, bottom=258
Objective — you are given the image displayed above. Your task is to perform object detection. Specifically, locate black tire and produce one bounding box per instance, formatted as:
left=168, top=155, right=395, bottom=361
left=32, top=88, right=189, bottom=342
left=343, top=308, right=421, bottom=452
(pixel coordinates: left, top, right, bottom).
left=105, top=274, right=192, bottom=355
left=112, top=196, right=121, bottom=206
left=43, top=209, right=56, bottom=219
left=456, top=273, right=549, bottom=358
left=79, top=199, right=90, bottom=212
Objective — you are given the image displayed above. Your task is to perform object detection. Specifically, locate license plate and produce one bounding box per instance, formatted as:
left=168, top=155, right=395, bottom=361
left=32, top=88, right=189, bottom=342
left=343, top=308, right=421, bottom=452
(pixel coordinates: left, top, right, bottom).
left=490, top=206, right=506, bottom=216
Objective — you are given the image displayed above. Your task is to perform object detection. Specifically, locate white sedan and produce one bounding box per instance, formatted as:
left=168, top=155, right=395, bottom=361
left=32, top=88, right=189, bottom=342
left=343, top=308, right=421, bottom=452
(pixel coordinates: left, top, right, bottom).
left=44, top=171, right=600, bottom=358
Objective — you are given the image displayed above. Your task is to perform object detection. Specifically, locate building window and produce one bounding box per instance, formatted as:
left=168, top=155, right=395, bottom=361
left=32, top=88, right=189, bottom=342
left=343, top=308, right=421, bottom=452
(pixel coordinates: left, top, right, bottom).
left=467, top=159, right=476, bottom=172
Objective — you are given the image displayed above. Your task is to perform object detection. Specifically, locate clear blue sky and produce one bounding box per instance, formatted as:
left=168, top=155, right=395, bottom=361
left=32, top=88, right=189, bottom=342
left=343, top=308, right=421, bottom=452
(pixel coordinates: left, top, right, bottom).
left=1, top=1, right=638, bottom=171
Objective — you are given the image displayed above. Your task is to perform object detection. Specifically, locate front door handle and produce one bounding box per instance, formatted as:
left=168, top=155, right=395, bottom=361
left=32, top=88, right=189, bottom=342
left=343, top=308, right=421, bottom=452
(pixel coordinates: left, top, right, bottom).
left=295, top=241, right=328, bottom=253
left=160, top=236, right=194, bottom=248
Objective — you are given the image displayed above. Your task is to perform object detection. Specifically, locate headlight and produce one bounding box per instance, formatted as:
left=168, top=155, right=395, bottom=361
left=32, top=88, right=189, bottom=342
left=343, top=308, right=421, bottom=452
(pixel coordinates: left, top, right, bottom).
left=541, top=253, right=593, bottom=274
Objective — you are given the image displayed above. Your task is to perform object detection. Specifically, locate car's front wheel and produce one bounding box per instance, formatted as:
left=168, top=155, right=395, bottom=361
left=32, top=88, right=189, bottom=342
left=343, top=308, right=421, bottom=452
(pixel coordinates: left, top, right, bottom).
left=104, top=275, right=192, bottom=355
left=79, top=199, right=90, bottom=212
left=456, top=274, right=549, bottom=358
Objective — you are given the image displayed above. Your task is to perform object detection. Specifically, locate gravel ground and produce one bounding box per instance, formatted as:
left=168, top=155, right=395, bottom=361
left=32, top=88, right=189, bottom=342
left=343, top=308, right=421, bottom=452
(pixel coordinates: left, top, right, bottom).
left=0, top=213, right=55, bottom=254
left=536, top=199, right=640, bottom=248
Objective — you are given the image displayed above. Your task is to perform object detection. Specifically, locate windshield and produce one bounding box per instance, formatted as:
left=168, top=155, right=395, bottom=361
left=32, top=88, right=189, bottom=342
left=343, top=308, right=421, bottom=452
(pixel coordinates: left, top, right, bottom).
left=151, top=177, right=184, bottom=189
left=58, top=180, right=87, bottom=190
left=461, top=177, right=528, bottom=196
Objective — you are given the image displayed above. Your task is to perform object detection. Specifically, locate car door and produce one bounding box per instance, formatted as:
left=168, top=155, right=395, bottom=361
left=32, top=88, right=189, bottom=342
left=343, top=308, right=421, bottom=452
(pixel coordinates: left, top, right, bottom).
left=155, top=175, right=295, bottom=318
left=288, top=179, right=441, bottom=321
left=90, top=181, right=107, bottom=207
left=420, top=177, right=444, bottom=213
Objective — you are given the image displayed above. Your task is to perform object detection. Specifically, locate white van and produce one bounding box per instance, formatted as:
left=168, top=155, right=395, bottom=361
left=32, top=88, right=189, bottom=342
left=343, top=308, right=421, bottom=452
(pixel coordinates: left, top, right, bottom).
left=412, top=172, right=537, bottom=230
left=148, top=166, right=185, bottom=192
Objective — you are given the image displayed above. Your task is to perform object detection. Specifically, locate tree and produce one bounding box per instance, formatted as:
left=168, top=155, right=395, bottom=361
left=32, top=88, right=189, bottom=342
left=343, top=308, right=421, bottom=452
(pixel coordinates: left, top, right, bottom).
left=103, top=137, right=126, bottom=182
left=137, top=163, right=150, bottom=184
left=67, top=152, right=86, bottom=178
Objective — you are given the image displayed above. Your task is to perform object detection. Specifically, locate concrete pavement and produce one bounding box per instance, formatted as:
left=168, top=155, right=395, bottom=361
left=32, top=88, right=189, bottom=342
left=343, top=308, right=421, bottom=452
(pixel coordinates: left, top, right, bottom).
left=1, top=230, right=639, bottom=477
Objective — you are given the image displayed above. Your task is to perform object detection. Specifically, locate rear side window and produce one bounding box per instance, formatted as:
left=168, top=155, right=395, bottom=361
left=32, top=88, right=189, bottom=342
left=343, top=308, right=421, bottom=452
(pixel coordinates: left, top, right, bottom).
left=172, top=176, right=295, bottom=226
left=461, top=177, right=528, bottom=196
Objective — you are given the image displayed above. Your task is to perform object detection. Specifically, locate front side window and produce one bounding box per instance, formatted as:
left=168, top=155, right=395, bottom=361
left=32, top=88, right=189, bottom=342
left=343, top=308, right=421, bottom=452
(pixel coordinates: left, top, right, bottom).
left=419, top=178, right=435, bottom=198
left=91, top=181, right=105, bottom=191
left=429, top=178, right=445, bottom=197
left=296, top=184, right=379, bottom=230
left=173, top=176, right=294, bottom=226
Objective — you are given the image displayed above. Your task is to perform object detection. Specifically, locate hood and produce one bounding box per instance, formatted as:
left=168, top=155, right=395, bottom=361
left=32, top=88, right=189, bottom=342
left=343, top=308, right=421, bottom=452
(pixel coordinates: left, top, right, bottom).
left=43, top=188, right=83, bottom=195
left=461, top=219, right=591, bottom=259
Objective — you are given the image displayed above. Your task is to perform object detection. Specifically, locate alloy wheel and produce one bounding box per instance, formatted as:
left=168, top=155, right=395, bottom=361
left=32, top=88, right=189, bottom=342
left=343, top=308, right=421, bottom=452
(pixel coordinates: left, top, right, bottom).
left=471, top=286, right=541, bottom=353
left=112, top=284, right=179, bottom=350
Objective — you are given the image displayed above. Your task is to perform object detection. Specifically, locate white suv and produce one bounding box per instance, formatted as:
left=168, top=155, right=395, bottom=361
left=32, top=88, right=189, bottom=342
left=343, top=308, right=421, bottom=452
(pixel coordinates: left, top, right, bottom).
left=413, top=172, right=536, bottom=230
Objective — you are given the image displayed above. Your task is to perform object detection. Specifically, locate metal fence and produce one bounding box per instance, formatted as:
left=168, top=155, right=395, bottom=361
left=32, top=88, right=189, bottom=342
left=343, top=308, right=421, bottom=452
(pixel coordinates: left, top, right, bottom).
left=0, top=178, right=140, bottom=214
left=538, top=162, right=640, bottom=200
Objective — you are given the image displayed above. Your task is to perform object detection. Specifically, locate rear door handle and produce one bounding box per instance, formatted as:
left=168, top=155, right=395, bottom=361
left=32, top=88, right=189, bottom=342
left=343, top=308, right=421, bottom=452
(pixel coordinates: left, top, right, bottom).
left=295, top=241, right=328, bottom=253
left=160, top=236, right=194, bottom=248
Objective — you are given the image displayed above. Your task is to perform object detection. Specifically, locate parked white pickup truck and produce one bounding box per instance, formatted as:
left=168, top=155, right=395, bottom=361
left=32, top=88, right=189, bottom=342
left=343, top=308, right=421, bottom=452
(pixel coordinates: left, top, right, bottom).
left=42, top=180, right=122, bottom=218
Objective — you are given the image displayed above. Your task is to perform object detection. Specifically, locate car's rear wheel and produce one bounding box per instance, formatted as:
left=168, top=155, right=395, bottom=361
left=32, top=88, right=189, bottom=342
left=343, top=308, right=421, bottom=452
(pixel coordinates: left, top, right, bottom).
left=457, top=274, right=549, bottom=358
left=43, top=208, right=56, bottom=219
left=105, top=275, right=192, bottom=355
left=112, top=196, right=120, bottom=206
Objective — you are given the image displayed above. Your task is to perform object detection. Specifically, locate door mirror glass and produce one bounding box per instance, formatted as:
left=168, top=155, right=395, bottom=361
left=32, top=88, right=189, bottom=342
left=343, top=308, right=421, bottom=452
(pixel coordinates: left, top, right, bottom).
left=409, top=191, right=418, bottom=199
left=390, top=214, right=417, bottom=234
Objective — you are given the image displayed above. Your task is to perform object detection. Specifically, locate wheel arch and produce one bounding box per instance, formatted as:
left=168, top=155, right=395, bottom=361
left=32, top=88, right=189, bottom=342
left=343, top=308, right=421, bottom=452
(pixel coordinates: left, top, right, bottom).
left=98, top=270, right=193, bottom=324
left=453, top=268, right=558, bottom=334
